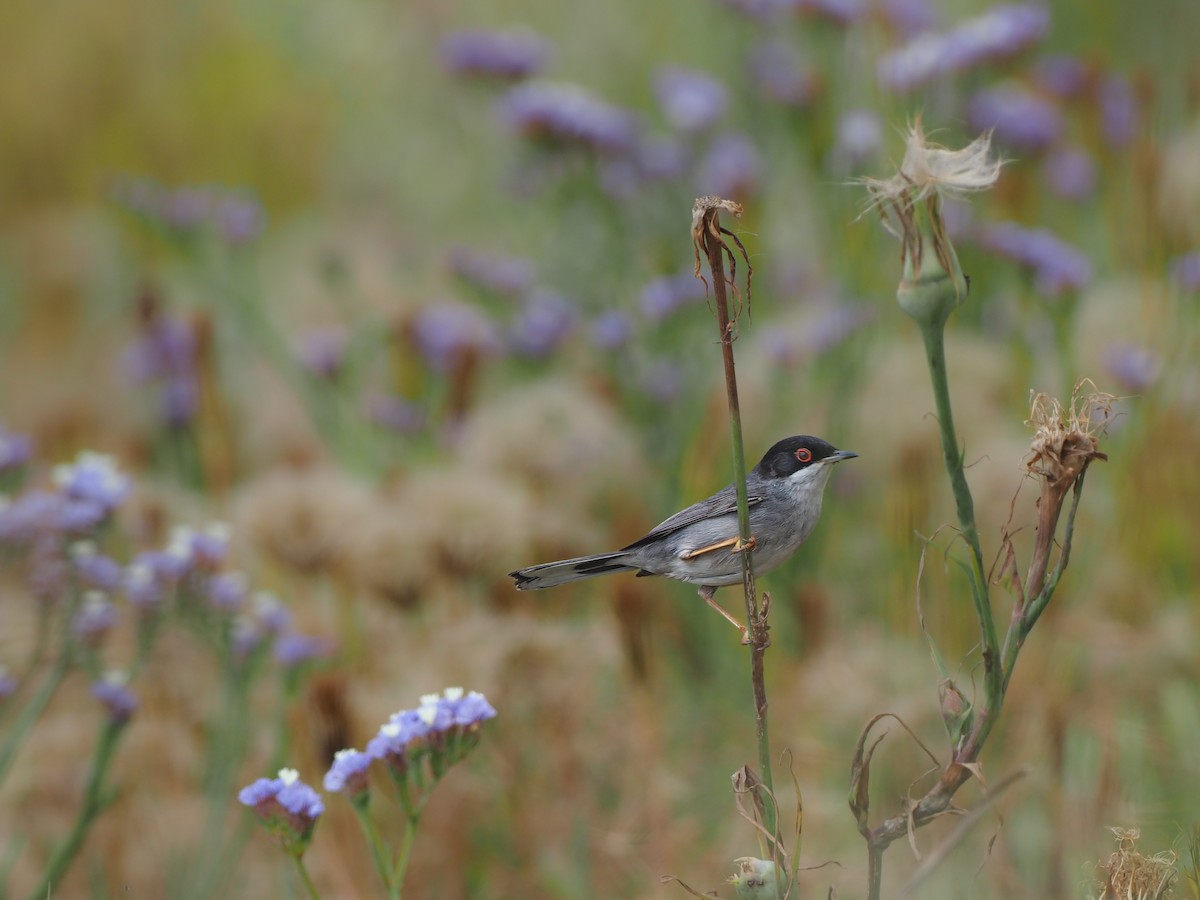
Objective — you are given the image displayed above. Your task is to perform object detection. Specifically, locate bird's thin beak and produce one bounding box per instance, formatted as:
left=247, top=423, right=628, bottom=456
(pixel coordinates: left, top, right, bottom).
left=828, top=449, right=859, bottom=463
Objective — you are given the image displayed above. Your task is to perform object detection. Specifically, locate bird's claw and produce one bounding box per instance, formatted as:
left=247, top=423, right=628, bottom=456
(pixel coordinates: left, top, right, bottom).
left=733, top=535, right=757, bottom=554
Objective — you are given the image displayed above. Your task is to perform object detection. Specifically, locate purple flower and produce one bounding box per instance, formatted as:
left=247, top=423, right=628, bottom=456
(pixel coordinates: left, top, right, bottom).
left=91, top=673, right=138, bottom=722
left=697, top=132, right=761, bottom=199
left=976, top=221, right=1092, bottom=296
left=795, top=0, right=865, bottom=25
left=161, top=377, right=199, bottom=428
left=72, top=591, right=118, bottom=646
left=410, top=302, right=501, bottom=372
left=967, top=84, right=1063, bottom=152
left=448, top=246, right=535, bottom=297
left=1042, top=146, right=1097, bottom=201
left=830, top=109, right=884, bottom=171
left=0, top=427, right=32, bottom=474
left=124, top=313, right=197, bottom=383
left=440, top=29, right=548, bottom=81
left=639, top=272, right=707, bottom=322
left=296, top=328, right=347, bottom=380
left=878, top=0, right=938, bottom=36
left=124, top=560, right=166, bottom=611
left=239, top=768, right=324, bottom=855
left=654, top=67, right=728, bottom=133
left=1103, top=344, right=1160, bottom=392
left=1033, top=54, right=1090, bottom=98
left=761, top=304, right=875, bottom=365
left=442, top=688, right=498, bottom=727
left=163, top=187, right=214, bottom=230
left=70, top=542, right=124, bottom=591
left=1169, top=252, right=1200, bottom=291
left=1098, top=73, right=1139, bottom=149
left=509, top=291, right=577, bottom=358
left=367, top=708, right=432, bottom=761
left=191, top=523, right=231, bottom=569
left=231, top=616, right=265, bottom=659
left=53, top=452, right=130, bottom=514
left=324, top=749, right=373, bottom=796
left=252, top=591, right=293, bottom=634
left=497, top=81, right=639, bottom=155
left=363, top=393, right=426, bottom=435
left=589, top=311, right=633, bottom=351
left=0, top=669, right=16, bottom=701
left=207, top=571, right=248, bottom=612
left=877, top=3, right=1050, bottom=92
left=273, top=632, right=333, bottom=667
left=214, top=194, right=264, bottom=244
left=748, top=39, right=817, bottom=107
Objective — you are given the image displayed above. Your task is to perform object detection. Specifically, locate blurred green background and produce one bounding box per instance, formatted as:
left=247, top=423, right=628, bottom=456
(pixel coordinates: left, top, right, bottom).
left=2, top=0, right=1199, bottom=896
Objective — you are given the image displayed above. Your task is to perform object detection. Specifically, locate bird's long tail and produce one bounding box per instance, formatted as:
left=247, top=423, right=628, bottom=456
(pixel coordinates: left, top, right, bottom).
left=509, top=551, right=636, bottom=590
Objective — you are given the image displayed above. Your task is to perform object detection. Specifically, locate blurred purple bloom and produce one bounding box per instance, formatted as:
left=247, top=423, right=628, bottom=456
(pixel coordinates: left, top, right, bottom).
left=53, top=452, right=131, bottom=514
left=1169, top=252, right=1200, bottom=291
left=749, top=39, right=817, bottom=107
left=164, top=187, right=214, bottom=230
left=977, top=221, right=1092, bottom=296
left=442, top=688, right=498, bottom=727
left=1042, top=146, right=1097, bottom=201
left=795, top=0, right=865, bottom=25
left=324, top=748, right=373, bottom=796
left=363, top=393, right=426, bottom=434
left=497, top=81, right=639, bottom=155
left=214, top=194, right=264, bottom=244
left=598, top=136, right=691, bottom=197
left=639, top=272, right=707, bottom=322
left=1098, top=73, right=1139, bottom=149
left=92, top=673, right=138, bottom=722
left=207, top=571, right=248, bottom=612
left=762, top=304, right=875, bottom=365
left=878, top=0, right=938, bottom=36
left=239, top=768, right=324, bottom=849
left=367, top=708, right=432, bottom=760
left=124, top=314, right=196, bottom=383
left=0, top=427, right=32, bottom=473
left=73, top=591, right=118, bottom=646
left=296, top=328, right=347, bottom=380
left=124, top=561, right=166, bottom=611
left=448, top=246, right=535, bottom=297
left=410, top=302, right=501, bottom=372
left=161, top=377, right=199, bottom=428
left=273, top=632, right=333, bottom=667
left=1033, top=54, right=1090, bottom=98
left=232, top=616, right=265, bottom=659
left=877, top=3, right=1050, bottom=92
left=640, top=359, right=684, bottom=404
left=712, top=0, right=792, bottom=23
left=967, top=84, right=1062, bottom=152
left=190, top=522, right=230, bottom=569
left=71, top=543, right=124, bottom=592
left=509, top=291, right=577, bottom=358
left=1103, top=344, right=1160, bottom=392
left=253, top=590, right=293, bottom=635
left=440, top=29, right=548, bottom=81
left=654, top=67, right=728, bottom=133
left=697, top=132, right=761, bottom=199
left=830, top=109, right=884, bottom=171
left=0, top=670, right=15, bottom=701
left=590, top=311, right=634, bottom=351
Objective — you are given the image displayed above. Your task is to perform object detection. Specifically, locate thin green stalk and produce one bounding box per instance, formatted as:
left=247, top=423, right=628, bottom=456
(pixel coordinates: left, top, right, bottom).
left=0, top=646, right=70, bottom=790
left=389, top=815, right=420, bottom=899
left=695, top=198, right=782, bottom=896
left=352, top=802, right=397, bottom=898
left=291, top=855, right=323, bottom=900
left=29, top=717, right=127, bottom=899
left=917, top=320, right=1001, bottom=708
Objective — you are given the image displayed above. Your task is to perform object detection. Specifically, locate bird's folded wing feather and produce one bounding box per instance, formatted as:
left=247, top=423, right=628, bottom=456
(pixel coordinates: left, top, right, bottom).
left=620, top=486, right=761, bottom=551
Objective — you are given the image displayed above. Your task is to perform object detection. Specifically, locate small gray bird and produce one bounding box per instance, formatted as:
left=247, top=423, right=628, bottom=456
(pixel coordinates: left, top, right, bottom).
left=509, top=435, right=856, bottom=630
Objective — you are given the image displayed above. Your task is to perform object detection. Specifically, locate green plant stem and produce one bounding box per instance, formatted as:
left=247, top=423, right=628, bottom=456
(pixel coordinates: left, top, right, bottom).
left=697, top=204, right=781, bottom=896
left=29, top=717, right=127, bottom=899
left=352, top=802, right=396, bottom=897
left=0, top=646, right=70, bottom=790
left=917, top=320, right=1001, bottom=708
left=390, top=814, right=420, bottom=899
left=292, top=855, right=323, bottom=900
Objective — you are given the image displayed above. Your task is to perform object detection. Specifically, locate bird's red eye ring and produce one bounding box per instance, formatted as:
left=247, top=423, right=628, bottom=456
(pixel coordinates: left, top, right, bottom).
left=795, top=447, right=812, bottom=463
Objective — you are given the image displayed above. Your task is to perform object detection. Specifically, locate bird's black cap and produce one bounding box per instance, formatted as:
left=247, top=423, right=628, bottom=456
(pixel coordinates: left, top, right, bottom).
left=753, top=435, right=858, bottom=478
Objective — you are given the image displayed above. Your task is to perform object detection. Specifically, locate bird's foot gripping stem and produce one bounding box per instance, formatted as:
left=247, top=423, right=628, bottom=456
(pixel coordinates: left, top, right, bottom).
left=698, top=585, right=751, bottom=644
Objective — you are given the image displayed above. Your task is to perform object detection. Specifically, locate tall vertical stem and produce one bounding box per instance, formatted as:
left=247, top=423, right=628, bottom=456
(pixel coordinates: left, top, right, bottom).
left=696, top=205, right=780, bottom=872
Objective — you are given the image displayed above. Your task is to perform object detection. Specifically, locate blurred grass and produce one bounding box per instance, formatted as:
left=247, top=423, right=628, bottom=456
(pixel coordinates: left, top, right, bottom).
left=1, top=0, right=1199, bottom=896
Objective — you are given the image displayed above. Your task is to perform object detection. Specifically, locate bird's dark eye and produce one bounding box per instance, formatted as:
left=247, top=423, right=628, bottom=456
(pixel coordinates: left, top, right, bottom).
left=795, top=447, right=812, bottom=463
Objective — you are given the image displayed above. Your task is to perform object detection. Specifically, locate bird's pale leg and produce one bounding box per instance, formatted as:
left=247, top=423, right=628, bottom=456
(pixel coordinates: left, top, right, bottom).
left=698, top=584, right=750, bottom=643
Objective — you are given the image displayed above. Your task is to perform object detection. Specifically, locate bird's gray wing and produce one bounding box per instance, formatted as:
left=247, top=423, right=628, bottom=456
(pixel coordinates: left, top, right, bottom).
left=620, top=485, right=762, bottom=551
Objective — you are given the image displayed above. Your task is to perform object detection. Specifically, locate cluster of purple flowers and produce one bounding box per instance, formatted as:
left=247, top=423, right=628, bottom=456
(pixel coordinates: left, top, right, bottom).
left=966, top=83, right=1063, bottom=152
left=363, top=687, right=498, bottom=779
left=123, top=307, right=201, bottom=428
left=0, top=426, right=32, bottom=476
left=975, top=221, right=1093, bottom=297
left=238, top=768, right=326, bottom=856
left=111, top=177, right=264, bottom=244
left=0, top=451, right=130, bottom=551
left=654, top=67, right=729, bottom=133
left=448, top=246, right=536, bottom=298
left=877, top=3, right=1049, bottom=93
left=440, top=28, right=548, bottom=81
left=497, top=81, right=639, bottom=156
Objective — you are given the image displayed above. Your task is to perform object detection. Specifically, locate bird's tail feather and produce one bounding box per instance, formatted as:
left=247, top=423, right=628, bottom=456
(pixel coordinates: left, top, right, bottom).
left=510, top=552, right=635, bottom=590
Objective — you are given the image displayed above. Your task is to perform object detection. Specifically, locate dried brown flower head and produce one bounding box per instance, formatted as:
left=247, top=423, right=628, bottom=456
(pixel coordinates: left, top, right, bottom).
left=1095, top=827, right=1177, bottom=900
left=1025, top=379, right=1114, bottom=496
